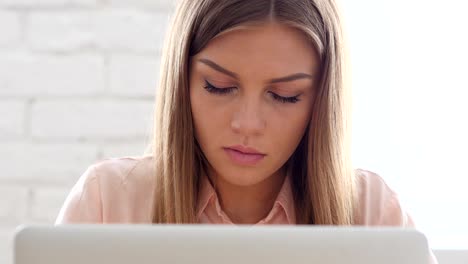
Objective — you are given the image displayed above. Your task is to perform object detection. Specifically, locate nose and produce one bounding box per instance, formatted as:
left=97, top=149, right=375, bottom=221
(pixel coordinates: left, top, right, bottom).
left=230, top=96, right=266, bottom=136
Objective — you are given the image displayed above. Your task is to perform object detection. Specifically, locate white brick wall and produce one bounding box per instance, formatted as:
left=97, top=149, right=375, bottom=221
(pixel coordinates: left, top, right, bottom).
left=0, top=0, right=96, bottom=7
left=0, top=1, right=173, bottom=262
left=0, top=11, right=21, bottom=48
left=109, top=54, right=160, bottom=96
left=0, top=142, right=99, bottom=182
left=107, top=0, right=176, bottom=10
left=99, top=141, right=149, bottom=159
left=30, top=186, right=71, bottom=222
left=0, top=100, right=26, bottom=137
left=0, top=186, right=29, bottom=224
left=0, top=227, right=14, bottom=264
left=31, top=99, right=154, bottom=139
left=28, top=11, right=170, bottom=53
left=0, top=53, right=105, bottom=96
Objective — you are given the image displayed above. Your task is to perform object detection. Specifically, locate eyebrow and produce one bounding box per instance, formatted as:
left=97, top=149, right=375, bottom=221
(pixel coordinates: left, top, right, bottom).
left=198, top=58, right=313, bottom=83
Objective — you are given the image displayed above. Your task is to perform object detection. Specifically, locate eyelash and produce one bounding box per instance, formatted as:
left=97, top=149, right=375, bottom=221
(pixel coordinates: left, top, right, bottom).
left=203, top=80, right=236, bottom=95
left=203, top=80, right=300, bottom=104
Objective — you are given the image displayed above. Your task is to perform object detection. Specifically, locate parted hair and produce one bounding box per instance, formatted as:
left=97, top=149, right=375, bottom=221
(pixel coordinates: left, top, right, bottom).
left=148, top=0, right=356, bottom=225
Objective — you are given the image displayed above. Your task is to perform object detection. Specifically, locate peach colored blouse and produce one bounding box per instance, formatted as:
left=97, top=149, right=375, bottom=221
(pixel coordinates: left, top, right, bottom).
left=55, top=156, right=437, bottom=263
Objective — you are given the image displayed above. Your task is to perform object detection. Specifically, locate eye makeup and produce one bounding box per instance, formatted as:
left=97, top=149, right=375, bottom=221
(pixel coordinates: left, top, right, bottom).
left=268, top=91, right=300, bottom=103
left=203, top=80, right=237, bottom=95
left=203, top=80, right=301, bottom=104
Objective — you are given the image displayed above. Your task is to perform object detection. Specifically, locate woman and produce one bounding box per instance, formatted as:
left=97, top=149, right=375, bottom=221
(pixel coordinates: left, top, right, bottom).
left=56, top=0, right=437, bottom=262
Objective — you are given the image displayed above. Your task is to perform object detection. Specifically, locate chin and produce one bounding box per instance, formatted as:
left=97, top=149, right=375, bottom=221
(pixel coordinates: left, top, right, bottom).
left=216, top=166, right=272, bottom=187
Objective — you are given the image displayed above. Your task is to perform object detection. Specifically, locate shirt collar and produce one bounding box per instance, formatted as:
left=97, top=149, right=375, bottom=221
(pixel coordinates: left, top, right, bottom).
left=273, top=174, right=296, bottom=224
left=196, top=171, right=296, bottom=224
left=196, top=172, right=217, bottom=219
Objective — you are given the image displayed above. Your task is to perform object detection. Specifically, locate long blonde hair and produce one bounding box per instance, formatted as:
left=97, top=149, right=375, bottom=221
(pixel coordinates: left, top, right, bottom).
left=149, top=0, right=356, bottom=225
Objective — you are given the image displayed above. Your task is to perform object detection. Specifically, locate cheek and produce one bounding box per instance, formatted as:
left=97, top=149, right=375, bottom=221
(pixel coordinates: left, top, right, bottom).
left=190, top=88, right=208, bottom=141
left=269, top=104, right=311, bottom=155
left=190, top=86, right=227, bottom=146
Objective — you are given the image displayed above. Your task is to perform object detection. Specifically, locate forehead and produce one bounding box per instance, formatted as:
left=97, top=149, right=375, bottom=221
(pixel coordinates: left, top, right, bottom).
left=193, top=22, right=320, bottom=77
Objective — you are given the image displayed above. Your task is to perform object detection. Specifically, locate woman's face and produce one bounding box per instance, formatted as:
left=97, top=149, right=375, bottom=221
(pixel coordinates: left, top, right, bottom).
left=189, top=21, right=320, bottom=187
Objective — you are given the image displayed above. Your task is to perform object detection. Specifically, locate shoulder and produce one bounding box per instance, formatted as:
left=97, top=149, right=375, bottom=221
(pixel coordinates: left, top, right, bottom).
left=91, top=155, right=155, bottom=189
left=55, top=155, right=156, bottom=224
left=354, top=169, right=414, bottom=226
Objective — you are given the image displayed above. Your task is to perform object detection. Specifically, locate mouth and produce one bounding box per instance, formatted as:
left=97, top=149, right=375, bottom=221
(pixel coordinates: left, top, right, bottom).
left=223, top=145, right=266, bottom=166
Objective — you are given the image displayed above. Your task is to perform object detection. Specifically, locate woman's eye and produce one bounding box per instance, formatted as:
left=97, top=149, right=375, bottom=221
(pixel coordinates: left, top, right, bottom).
left=203, top=80, right=299, bottom=104
left=203, top=80, right=236, bottom=95
left=269, top=91, right=300, bottom=104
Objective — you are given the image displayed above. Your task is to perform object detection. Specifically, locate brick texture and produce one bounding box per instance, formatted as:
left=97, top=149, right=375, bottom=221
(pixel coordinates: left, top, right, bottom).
left=0, top=228, right=13, bottom=264
left=0, top=100, right=26, bottom=138
left=0, top=142, right=100, bottom=183
left=30, top=186, right=71, bottom=222
left=0, top=53, right=105, bottom=97
left=0, top=185, right=29, bottom=224
left=0, top=11, right=21, bottom=48
left=31, top=99, right=154, bottom=139
left=0, top=0, right=96, bottom=7
left=1, top=2, right=172, bottom=263
left=27, top=11, right=170, bottom=53
left=109, top=54, right=160, bottom=97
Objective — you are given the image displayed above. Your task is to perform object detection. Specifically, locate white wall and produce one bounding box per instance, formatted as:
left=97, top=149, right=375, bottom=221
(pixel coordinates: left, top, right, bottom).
left=0, top=1, right=174, bottom=263
left=1, top=0, right=466, bottom=263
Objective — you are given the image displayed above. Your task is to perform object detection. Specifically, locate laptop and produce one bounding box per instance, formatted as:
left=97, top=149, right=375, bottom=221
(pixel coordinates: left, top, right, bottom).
left=14, top=225, right=430, bottom=264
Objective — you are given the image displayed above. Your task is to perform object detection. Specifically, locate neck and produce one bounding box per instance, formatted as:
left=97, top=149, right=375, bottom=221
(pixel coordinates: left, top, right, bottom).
left=206, top=166, right=286, bottom=224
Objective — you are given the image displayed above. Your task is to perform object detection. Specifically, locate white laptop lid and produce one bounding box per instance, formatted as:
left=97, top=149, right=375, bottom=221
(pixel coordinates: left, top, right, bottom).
left=14, top=225, right=430, bottom=264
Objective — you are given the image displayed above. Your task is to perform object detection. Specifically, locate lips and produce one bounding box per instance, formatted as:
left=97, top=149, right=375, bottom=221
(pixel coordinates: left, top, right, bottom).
left=223, top=145, right=266, bottom=166
left=226, top=145, right=264, bottom=155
